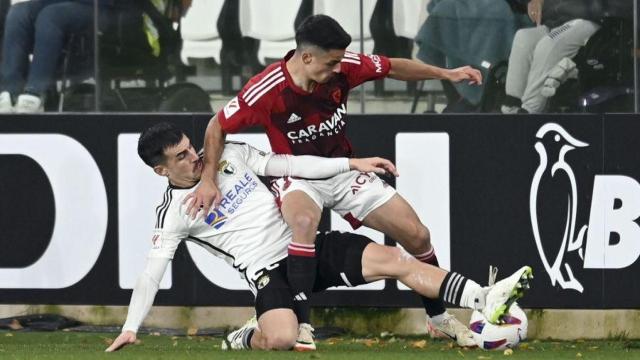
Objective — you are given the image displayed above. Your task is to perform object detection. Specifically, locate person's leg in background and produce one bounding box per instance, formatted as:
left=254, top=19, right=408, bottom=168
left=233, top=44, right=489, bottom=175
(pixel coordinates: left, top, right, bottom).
left=502, top=26, right=548, bottom=113
left=0, top=0, right=49, bottom=112
left=520, top=19, right=601, bottom=113
left=16, top=1, right=96, bottom=112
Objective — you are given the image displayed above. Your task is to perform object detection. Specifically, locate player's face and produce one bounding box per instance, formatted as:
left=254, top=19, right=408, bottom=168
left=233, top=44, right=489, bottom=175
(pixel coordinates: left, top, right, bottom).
left=156, top=135, right=202, bottom=188
left=306, top=48, right=345, bottom=84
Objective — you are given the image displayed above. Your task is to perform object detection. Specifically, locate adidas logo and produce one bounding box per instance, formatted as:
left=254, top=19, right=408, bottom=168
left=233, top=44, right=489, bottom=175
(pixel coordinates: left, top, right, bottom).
left=287, top=113, right=303, bottom=124
left=294, top=292, right=307, bottom=301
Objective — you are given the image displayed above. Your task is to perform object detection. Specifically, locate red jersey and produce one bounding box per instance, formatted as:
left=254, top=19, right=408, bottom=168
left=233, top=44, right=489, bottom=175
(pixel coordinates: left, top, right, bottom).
left=217, top=50, right=391, bottom=157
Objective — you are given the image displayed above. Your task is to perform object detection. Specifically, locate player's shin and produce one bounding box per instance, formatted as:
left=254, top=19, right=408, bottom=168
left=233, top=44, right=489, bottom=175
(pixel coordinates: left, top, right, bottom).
left=287, top=242, right=317, bottom=324
left=414, top=248, right=448, bottom=318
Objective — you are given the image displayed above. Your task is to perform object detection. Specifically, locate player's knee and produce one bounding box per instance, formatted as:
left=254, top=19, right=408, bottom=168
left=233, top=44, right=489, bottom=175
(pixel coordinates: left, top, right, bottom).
left=262, top=330, right=297, bottom=350
left=290, top=212, right=319, bottom=235
left=403, top=223, right=431, bottom=252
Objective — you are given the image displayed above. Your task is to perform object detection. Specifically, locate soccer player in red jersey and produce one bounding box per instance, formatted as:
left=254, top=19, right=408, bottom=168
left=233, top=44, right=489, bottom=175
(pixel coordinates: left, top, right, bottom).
left=185, top=15, right=483, bottom=349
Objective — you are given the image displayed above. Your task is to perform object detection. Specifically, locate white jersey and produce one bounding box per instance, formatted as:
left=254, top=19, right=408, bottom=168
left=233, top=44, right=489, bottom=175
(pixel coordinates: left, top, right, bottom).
left=121, top=143, right=351, bottom=333
left=148, top=143, right=291, bottom=290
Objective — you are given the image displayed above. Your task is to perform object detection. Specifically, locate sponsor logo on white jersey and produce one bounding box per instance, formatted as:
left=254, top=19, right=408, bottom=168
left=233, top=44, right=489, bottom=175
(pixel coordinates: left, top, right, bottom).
left=286, top=104, right=347, bottom=143
left=218, top=172, right=259, bottom=214
left=287, top=113, right=303, bottom=124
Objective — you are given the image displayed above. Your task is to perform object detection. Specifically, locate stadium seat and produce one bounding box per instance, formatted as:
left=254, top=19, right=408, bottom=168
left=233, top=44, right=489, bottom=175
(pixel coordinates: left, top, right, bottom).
left=393, top=0, right=430, bottom=40
left=180, top=0, right=225, bottom=65
left=239, top=0, right=311, bottom=65
left=313, top=0, right=377, bottom=54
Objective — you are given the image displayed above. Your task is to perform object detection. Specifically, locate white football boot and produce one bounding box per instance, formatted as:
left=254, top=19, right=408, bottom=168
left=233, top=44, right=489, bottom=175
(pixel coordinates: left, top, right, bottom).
left=293, top=323, right=316, bottom=351
left=221, top=315, right=258, bottom=350
left=430, top=312, right=476, bottom=347
left=483, top=266, right=533, bottom=324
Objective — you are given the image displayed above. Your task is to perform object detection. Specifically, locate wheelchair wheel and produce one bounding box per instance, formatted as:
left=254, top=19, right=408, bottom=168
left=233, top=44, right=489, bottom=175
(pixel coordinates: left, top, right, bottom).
left=158, top=83, right=212, bottom=112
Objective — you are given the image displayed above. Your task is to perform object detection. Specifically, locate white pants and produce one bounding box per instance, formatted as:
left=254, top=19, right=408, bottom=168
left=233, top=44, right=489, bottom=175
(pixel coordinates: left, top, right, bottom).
left=505, top=19, right=601, bottom=113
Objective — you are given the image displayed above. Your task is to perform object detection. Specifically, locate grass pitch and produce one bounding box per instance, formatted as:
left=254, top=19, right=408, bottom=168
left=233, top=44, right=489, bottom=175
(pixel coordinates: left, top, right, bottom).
left=1, top=331, right=639, bottom=359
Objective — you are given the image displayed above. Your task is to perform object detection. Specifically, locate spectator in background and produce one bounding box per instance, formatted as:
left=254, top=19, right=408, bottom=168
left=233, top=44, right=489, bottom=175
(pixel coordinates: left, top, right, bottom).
left=415, top=0, right=531, bottom=112
left=501, top=0, right=632, bottom=114
left=0, top=0, right=134, bottom=113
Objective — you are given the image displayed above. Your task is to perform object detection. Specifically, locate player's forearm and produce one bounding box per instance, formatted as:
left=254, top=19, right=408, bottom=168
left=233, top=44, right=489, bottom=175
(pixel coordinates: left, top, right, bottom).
left=264, top=155, right=350, bottom=178
left=387, top=58, right=449, bottom=81
left=121, top=258, right=168, bottom=333
left=202, top=115, right=226, bottom=184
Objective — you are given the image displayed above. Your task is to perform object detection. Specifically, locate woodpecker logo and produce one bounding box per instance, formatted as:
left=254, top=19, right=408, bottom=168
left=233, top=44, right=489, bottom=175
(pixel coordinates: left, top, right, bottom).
left=530, top=123, right=640, bottom=294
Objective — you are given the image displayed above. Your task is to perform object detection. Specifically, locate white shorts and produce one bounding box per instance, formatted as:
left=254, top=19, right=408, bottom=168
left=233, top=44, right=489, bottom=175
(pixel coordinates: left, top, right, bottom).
left=270, top=171, right=397, bottom=229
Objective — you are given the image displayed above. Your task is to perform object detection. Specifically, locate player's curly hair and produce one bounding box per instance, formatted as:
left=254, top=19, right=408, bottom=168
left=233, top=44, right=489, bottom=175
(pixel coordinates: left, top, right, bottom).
left=295, top=14, right=351, bottom=51
left=138, top=122, right=185, bottom=167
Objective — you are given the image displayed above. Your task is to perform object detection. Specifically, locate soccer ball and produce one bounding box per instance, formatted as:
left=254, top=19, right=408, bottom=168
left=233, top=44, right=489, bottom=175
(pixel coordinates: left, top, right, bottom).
left=469, top=304, right=528, bottom=350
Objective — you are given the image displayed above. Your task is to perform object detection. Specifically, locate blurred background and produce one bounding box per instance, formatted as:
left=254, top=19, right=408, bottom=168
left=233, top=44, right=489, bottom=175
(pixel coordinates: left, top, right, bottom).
left=0, top=0, right=636, bottom=115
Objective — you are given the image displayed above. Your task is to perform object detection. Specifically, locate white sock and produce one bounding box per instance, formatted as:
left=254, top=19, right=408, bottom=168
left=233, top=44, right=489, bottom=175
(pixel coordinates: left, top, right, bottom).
left=459, top=280, right=485, bottom=310
left=440, top=272, right=484, bottom=310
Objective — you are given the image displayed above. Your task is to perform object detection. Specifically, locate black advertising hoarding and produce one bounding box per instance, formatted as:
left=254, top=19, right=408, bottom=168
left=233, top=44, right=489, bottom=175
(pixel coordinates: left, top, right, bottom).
left=0, top=114, right=638, bottom=309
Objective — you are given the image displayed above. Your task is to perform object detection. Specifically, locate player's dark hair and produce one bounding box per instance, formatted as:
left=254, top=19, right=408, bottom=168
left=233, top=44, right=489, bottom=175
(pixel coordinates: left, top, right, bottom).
left=295, top=15, right=351, bottom=51
left=138, top=122, right=185, bottom=167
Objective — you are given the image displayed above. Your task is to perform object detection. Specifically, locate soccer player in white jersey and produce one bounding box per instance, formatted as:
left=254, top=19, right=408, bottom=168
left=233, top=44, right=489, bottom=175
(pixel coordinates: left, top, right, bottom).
left=186, top=14, right=484, bottom=347
left=105, top=122, right=532, bottom=353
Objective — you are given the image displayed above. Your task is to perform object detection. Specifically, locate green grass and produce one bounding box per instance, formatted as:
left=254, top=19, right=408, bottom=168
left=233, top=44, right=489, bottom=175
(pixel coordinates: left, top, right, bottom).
left=1, top=332, right=639, bottom=359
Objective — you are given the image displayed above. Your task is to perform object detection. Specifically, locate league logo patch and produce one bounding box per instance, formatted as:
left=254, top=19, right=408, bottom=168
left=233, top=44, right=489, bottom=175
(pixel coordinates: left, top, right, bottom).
left=223, top=96, right=240, bottom=118
left=151, top=233, right=162, bottom=248
left=205, top=208, right=228, bottom=229
left=257, top=274, right=270, bottom=289
left=218, top=160, right=236, bottom=176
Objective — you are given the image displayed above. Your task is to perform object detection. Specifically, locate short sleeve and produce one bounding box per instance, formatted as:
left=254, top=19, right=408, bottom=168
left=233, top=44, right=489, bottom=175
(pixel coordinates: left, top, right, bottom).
left=341, top=51, right=391, bottom=89
left=216, top=71, right=280, bottom=133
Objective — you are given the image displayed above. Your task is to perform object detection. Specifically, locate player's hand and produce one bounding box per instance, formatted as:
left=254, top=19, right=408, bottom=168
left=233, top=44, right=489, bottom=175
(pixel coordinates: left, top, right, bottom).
left=446, top=66, right=483, bottom=85
left=105, top=330, right=136, bottom=352
left=183, top=178, right=222, bottom=220
left=527, top=0, right=543, bottom=25
left=349, top=157, right=399, bottom=177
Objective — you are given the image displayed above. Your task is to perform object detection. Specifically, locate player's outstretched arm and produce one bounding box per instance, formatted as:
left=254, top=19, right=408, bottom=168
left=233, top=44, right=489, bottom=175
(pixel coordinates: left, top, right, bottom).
left=387, top=58, right=482, bottom=85
left=105, top=257, right=169, bottom=352
left=262, top=155, right=397, bottom=179
left=184, top=115, right=225, bottom=219
left=105, top=331, right=136, bottom=352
